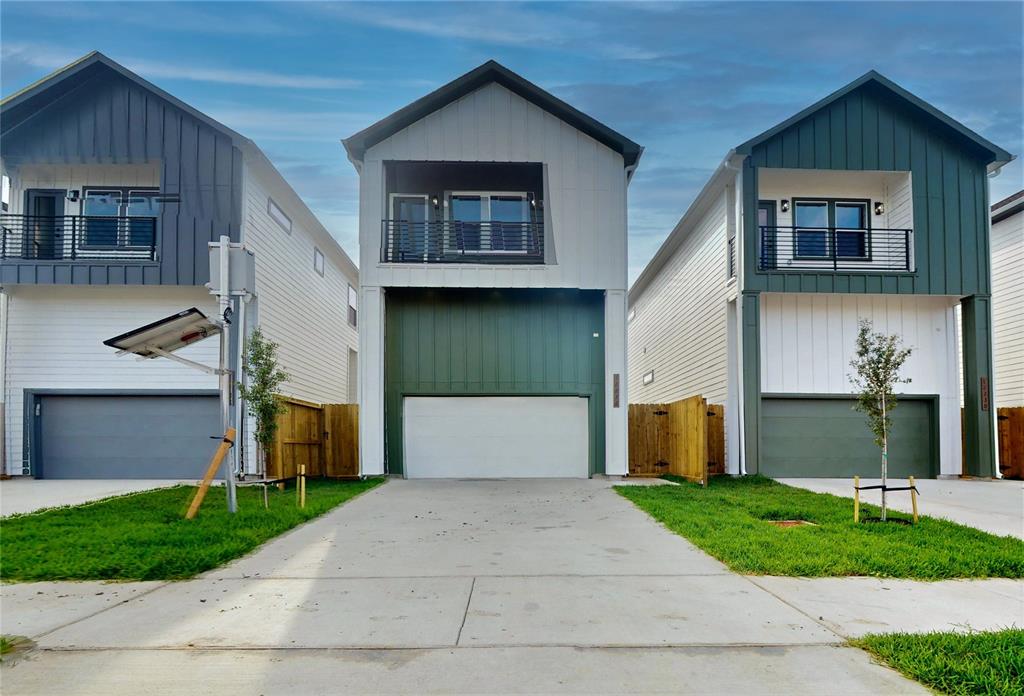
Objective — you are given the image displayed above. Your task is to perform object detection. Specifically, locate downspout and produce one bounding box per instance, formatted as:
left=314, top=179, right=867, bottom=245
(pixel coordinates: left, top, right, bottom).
left=721, top=152, right=747, bottom=475
left=0, top=288, right=7, bottom=475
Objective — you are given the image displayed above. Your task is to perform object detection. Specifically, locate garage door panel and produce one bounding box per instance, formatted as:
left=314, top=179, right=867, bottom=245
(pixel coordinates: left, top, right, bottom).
left=38, top=395, right=220, bottom=479
left=404, top=396, right=589, bottom=479
left=761, top=397, right=934, bottom=479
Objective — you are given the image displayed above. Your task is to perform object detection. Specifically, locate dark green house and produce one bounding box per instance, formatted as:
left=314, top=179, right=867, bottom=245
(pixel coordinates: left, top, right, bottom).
left=629, top=71, right=1013, bottom=479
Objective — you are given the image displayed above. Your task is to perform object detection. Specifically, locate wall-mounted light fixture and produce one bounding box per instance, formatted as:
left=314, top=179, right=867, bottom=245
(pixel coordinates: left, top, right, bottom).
left=431, top=196, right=439, bottom=208
left=780, top=199, right=790, bottom=213
left=873, top=201, right=884, bottom=215
left=66, top=190, right=80, bottom=202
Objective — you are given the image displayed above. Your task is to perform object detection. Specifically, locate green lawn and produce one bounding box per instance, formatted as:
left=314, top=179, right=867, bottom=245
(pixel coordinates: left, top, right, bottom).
left=616, top=476, right=1024, bottom=579
left=853, top=629, right=1024, bottom=695
left=0, top=478, right=383, bottom=582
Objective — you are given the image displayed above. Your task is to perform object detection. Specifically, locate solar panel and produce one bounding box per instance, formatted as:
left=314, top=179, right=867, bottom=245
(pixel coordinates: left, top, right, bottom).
left=102, top=307, right=220, bottom=358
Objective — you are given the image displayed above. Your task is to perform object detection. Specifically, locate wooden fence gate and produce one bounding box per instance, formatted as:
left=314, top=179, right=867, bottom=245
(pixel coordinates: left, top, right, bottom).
left=997, top=407, right=1024, bottom=480
left=628, top=396, right=723, bottom=483
left=267, top=398, right=359, bottom=479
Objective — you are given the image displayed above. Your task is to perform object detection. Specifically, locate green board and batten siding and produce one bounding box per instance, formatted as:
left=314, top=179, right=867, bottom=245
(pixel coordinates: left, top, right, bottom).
left=741, top=79, right=996, bottom=297
left=384, top=288, right=605, bottom=476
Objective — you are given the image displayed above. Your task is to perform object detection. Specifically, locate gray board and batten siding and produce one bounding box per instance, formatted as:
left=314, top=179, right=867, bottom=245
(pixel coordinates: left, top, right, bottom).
left=1, top=53, right=243, bottom=286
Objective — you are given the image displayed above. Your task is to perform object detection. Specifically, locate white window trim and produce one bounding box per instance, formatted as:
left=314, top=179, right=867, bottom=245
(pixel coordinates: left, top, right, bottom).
left=347, top=283, right=358, bottom=328
left=268, top=197, right=291, bottom=234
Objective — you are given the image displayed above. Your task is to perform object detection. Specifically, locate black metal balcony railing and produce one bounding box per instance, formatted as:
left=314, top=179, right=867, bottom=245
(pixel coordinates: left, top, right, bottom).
left=381, top=220, right=544, bottom=264
left=0, top=215, right=157, bottom=261
left=758, top=226, right=912, bottom=272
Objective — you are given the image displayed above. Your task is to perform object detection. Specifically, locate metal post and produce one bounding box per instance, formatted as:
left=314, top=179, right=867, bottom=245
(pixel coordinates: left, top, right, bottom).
left=217, top=234, right=238, bottom=514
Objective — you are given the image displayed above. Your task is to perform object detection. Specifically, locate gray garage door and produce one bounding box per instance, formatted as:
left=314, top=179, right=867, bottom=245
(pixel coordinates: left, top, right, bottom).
left=36, top=394, right=220, bottom=479
left=761, top=397, right=936, bottom=479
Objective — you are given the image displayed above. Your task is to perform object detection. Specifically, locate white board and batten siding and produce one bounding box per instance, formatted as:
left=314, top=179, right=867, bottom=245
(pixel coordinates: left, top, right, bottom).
left=627, top=189, right=731, bottom=405
left=760, top=293, right=962, bottom=476
left=358, top=82, right=628, bottom=292
left=2, top=286, right=219, bottom=475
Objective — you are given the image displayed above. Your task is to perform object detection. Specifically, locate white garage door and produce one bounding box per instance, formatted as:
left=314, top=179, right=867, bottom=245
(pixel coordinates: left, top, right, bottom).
left=403, top=396, right=589, bottom=478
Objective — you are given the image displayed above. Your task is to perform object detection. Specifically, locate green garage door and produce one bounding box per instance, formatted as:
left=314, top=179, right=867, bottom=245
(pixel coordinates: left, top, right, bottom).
left=761, top=397, right=936, bottom=478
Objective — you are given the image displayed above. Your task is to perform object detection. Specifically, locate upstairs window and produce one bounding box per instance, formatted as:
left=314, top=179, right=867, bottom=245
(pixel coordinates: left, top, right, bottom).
left=447, top=191, right=531, bottom=253
left=347, top=284, right=358, bottom=328
left=794, top=199, right=869, bottom=260
left=268, top=197, right=291, bottom=233
left=82, top=187, right=159, bottom=247
left=1, top=175, right=10, bottom=212
left=313, top=247, right=325, bottom=277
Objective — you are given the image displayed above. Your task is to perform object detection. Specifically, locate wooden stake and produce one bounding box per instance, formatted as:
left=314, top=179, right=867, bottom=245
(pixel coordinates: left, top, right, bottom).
left=909, top=476, right=918, bottom=524
left=299, top=464, right=306, bottom=509
left=186, top=427, right=236, bottom=520
left=853, top=476, right=860, bottom=523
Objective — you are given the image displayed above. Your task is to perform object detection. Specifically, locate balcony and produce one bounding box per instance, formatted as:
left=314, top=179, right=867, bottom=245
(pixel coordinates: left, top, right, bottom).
left=758, top=226, right=912, bottom=272
left=1, top=214, right=157, bottom=261
left=381, top=220, right=544, bottom=264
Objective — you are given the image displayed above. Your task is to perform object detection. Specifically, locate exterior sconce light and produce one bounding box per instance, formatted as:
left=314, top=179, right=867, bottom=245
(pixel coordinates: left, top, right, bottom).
left=780, top=199, right=790, bottom=213
left=874, top=201, right=885, bottom=215
left=431, top=196, right=439, bottom=208
left=66, top=190, right=80, bottom=202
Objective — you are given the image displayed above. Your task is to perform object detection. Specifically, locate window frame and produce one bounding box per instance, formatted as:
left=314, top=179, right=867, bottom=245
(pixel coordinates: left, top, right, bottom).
left=791, top=197, right=872, bottom=262
left=81, top=185, right=159, bottom=249
left=267, top=197, right=292, bottom=234
left=313, top=247, right=325, bottom=277
left=445, top=190, right=532, bottom=255
left=347, top=284, right=358, bottom=328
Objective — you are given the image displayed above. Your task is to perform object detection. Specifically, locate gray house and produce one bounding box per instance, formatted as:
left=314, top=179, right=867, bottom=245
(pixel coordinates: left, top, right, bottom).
left=1, top=52, right=359, bottom=479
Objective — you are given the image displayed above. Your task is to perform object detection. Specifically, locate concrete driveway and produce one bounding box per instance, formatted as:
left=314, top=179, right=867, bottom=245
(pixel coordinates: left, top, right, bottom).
left=1, top=479, right=192, bottom=517
left=777, top=477, right=1024, bottom=539
left=2, top=479, right=929, bottom=694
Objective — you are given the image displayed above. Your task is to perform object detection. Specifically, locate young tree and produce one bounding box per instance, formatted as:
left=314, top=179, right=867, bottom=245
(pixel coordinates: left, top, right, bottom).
left=238, top=328, right=288, bottom=478
left=848, top=319, right=913, bottom=521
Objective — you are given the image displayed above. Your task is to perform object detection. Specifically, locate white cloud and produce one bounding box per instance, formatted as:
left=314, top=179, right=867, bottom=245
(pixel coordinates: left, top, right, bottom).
left=1, top=41, right=359, bottom=90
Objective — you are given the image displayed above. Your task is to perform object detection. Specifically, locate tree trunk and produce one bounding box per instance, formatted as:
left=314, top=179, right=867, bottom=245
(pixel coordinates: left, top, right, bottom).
left=881, top=392, right=888, bottom=521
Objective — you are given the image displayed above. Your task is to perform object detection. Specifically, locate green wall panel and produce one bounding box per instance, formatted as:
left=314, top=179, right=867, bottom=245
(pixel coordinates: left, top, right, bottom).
left=384, top=288, right=605, bottom=476
left=744, top=81, right=993, bottom=296
left=761, top=396, right=937, bottom=478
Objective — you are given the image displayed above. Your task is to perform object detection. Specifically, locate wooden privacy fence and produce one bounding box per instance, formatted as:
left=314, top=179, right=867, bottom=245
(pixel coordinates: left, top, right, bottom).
left=267, top=397, right=359, bottom=479
left=996, top=407, right=1024, bottom=480
left=628, top=396, right=725, bottom=483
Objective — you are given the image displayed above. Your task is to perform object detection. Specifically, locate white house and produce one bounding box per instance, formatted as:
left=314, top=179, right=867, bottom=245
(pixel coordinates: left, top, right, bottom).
left=628, top=71, right=1013, bottom=480
left=0, top=52, right=359, bottom=479
left=343, top=61, right=641, bottom=478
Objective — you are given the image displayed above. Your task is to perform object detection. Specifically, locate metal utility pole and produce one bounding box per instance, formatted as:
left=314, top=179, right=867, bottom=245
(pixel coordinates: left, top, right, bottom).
left=216, top=234, right=238, bottom=514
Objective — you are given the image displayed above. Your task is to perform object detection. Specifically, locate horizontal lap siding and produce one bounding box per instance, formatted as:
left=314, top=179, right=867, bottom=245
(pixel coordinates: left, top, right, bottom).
left=3, top=285, right=219, bottom=474
left=990, top=210, right=1024, bottom=406
left=384, top=288, right=605, bottom=475
left=628, top=191, right=730, bottom=404
left=242, top=165, right=357, bottom=406
left=1, top=72, right=242, bottom=286
left=746, top=83, right=991, bottom=296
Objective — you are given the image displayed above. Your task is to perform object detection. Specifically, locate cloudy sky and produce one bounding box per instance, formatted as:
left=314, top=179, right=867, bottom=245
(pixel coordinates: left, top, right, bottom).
left=2, top=1, right=1021, bottom=282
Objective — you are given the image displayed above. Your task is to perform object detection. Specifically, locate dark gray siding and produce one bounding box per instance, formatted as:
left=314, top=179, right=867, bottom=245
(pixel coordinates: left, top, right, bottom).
left=743, top=81, right=992, bottom=296
left=1, top=70, right=242, bottom=286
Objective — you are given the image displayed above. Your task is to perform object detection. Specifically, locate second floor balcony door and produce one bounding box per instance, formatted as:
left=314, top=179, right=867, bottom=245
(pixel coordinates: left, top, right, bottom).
left=390, top=194, right=429, bottom=262
left=25, top=189, right=65, bottom=260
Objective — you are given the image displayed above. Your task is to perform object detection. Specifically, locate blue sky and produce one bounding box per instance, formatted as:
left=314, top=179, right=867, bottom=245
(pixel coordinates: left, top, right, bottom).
left=2, top=1, right=1021, bottom=282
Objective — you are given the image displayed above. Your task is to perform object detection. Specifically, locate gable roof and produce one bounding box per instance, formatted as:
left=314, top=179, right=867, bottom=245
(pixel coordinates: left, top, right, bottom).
left=342, top=60, right=643, bottom=168
left=736, top=70, right=1013, bottom=169
left=1, top=51, right=245, bottom=143
left=1, top=51, right=357, bottom=277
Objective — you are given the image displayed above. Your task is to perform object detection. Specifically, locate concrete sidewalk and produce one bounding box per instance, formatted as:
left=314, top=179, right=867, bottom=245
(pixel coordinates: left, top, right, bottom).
left=6, top=478, right=1010, bottom=694
left=1, top=479, right=192, bottom=517
left=777, top=477, right=1024, bottom=539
